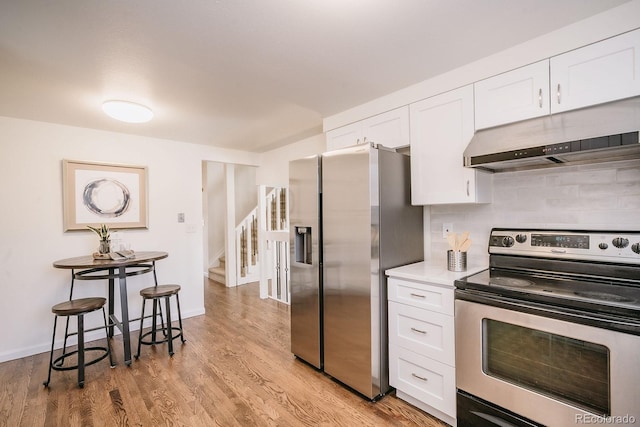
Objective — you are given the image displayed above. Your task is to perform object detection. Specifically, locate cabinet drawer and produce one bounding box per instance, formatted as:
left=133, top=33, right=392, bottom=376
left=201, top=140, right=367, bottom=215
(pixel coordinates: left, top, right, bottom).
left=389, top=301, right=455, bottom=364
left=389, top=345, right=456, bottom=418
left=388, top=277, right=454, bottom=315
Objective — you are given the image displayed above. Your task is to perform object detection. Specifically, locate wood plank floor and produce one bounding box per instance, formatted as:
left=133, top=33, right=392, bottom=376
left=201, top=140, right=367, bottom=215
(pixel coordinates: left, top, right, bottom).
left=0, top=278, right=448, bottom=426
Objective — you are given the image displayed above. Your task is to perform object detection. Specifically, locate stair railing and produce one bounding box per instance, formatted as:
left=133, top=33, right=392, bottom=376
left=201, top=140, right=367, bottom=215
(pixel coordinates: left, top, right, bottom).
left=235, top=209, right=260, bottom=285
left=258, top=186, right=289, bottom=303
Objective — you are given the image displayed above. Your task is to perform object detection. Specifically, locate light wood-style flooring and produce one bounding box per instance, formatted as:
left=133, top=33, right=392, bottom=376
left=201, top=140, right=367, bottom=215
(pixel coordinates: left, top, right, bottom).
left=0, top=278, right=447, bottom=426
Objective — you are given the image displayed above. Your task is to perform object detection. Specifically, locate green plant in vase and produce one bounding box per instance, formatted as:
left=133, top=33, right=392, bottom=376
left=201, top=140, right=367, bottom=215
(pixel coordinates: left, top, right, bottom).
left=88, top=224, right=111, bottom=254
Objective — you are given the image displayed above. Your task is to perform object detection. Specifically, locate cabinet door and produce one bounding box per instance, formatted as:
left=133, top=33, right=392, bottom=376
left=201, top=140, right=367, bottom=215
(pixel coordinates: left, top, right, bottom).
left=410, top=85, right=491, bottom=205
left=361, top=106, right=410, bottom=149
left=551, top=28, right=640, bottom=114
left=325, top=122, right=362, bottom=151
left=475, top=60, right=550, bottom=130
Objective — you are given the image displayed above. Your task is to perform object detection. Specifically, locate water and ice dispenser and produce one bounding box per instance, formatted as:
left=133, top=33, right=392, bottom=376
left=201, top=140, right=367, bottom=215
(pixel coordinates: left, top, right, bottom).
left=295, top=226, right=312, bottom=265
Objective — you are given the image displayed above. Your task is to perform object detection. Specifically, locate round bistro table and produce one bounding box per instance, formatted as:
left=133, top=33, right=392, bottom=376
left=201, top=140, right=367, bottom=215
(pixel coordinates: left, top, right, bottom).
left=53, top=251, right=168, bottom=365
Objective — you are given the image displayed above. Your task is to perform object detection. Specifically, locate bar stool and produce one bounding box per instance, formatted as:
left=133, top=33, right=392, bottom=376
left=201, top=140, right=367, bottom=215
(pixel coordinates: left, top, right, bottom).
left=44, top=297, right=115, bottom=388
left=135, top=284, right=185, bottom=358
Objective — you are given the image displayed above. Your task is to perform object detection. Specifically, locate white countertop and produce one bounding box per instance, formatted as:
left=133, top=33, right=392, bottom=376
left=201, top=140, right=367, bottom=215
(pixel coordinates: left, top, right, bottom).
left=385, top=259, right=487, bottom=287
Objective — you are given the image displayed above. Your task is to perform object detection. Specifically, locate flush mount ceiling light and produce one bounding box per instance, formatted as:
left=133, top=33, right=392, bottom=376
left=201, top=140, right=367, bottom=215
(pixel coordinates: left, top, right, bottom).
left=102, top=100, right=154, bottom=123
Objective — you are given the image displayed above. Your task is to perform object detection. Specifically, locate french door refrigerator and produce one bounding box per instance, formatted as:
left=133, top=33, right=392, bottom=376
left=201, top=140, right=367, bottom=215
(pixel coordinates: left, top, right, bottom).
left=289, top=143, right=423, bottom=400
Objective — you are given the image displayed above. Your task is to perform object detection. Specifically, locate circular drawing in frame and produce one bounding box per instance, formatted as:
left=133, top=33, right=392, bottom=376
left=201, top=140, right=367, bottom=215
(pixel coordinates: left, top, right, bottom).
left=83, top=178, right=131, bottom=217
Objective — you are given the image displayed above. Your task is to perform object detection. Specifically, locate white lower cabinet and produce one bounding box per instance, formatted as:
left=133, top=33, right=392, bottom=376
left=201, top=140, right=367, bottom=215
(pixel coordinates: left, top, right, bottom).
left=388, top=277, right=457, bottom=426
left=390, top=346, right=457, bottom=418
left=389, top=302, right=454, bottom=362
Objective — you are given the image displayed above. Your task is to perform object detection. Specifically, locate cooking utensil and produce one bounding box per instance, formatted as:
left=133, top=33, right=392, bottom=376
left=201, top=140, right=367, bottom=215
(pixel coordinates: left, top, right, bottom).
left=447, top=233, right=457, bottom=251
left=459, top=238, right=472, bottom=252
left=460, top=231, right=469, bottom=245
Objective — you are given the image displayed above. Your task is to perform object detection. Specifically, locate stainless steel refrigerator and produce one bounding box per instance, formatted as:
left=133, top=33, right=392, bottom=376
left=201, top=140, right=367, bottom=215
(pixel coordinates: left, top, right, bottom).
left=289, top=143, right=424, bottom=400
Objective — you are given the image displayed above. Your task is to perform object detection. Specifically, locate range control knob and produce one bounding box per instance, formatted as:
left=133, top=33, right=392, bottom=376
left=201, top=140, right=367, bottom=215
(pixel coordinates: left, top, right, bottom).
left=612, top=237, right=629, bottom=249
left=598, top=242, right=609, bottom=250
left=515, top=234, right=527, bottom=244
left=632, top=243, right=640, bottom=255
left=502, top=236, right=515, bottom=247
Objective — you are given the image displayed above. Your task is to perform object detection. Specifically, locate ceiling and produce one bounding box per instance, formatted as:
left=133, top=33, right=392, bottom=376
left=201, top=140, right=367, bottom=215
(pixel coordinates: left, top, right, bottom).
left=0, top=0, right=631, bottom=152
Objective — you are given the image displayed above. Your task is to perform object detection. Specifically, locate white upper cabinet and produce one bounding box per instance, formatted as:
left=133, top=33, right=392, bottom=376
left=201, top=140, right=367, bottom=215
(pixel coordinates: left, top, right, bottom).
left=474, top=29, right=640, bottom=129
left=410, top=85, right=492, bottom=205
left=325, top=121, right=362, bottom=151
left=474, top=60, right=550, bottom=130
left=325, top=106, right=409, bottom=151
left=551, top=28, right=640, bottom=114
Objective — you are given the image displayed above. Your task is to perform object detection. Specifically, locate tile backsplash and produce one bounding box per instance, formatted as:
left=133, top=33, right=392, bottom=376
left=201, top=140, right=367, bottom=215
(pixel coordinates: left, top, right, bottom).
left=429, top=159, right=640, bottom=266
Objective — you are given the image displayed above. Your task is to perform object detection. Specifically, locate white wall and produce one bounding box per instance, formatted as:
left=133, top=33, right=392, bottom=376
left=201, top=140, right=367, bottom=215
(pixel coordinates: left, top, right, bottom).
left=205, top=162, right=225, bottom=267
left=256, top=133, right=326, bottom=186
left=0, top=116, right=257, bottom=362
left=428, top=159, right=640, bottom=267
left=234, top=165, right=258, bottom=224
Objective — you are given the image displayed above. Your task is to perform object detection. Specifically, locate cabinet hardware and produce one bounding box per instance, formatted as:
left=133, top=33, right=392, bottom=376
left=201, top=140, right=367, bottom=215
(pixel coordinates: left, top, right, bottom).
left=557, top=83, right=561, bottom=104
left=411, top=327, right=427, bottom=334
left=538, top=88, right=543, bottom=108
left=466, top=180, right=470, bottom=197
left=410, top=293, right=425, bottom=299
left=412, top=373, right=428, bottom=381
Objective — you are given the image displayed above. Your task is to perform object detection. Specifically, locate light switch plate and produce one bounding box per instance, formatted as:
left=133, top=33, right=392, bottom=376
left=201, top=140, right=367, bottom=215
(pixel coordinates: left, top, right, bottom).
left=442, top=223, right=453, bottom=238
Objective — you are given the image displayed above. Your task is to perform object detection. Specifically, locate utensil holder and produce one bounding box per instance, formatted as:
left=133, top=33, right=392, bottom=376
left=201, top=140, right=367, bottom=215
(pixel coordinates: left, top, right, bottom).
left=447, top=250, right=467, bottom=272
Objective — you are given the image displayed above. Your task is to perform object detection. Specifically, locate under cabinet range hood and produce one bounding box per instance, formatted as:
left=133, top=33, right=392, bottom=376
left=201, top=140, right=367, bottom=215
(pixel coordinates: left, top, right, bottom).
left=464, top=97, right=640, bottom=172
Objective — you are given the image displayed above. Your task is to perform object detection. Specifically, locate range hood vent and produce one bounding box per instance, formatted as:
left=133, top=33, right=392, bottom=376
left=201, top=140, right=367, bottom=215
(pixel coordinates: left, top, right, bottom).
left=464, top=97, right=640, bottom=172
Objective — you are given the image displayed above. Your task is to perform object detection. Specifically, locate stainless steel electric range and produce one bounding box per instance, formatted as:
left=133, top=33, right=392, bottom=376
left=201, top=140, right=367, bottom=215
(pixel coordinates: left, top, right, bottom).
left=455, top=229, right=640, bottom=427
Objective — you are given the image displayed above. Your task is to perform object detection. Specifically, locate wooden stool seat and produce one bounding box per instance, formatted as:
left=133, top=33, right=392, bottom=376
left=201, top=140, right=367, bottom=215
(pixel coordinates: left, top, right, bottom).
left=140, top=284, right=181, bottom=298
left=44, top=297, right=114, bottom=388
left=136, top=284, right=185, bottom=358
left=52, top=297, right=107, bottom=316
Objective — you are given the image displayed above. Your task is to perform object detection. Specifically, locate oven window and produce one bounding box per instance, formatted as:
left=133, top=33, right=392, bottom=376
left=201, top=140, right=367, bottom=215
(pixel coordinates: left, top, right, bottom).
left=483, top=319, right=610, bottom=415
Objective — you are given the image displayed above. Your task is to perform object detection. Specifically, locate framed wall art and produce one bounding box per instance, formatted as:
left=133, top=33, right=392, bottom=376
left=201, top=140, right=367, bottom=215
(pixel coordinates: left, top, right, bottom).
left=63, top=159, right=148, bottom=231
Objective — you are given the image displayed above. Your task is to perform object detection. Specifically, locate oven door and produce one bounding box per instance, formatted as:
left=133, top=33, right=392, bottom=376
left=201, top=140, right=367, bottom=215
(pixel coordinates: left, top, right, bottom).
left=455, top=298, right=640, bottom=426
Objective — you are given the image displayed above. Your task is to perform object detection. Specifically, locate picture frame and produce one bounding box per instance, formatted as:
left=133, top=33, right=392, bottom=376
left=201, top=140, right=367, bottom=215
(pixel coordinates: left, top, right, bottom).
left=63, top=159, right=148, bottom=231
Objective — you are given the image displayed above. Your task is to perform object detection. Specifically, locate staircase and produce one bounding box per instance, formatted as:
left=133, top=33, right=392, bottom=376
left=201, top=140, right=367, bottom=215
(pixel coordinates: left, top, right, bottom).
left=208, top=255, right=226, bottom=285
left=208, top=185, right=289, bottom=302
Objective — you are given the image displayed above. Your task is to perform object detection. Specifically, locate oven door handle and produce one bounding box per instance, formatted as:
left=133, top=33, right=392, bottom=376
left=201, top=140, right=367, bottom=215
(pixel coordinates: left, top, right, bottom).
left=510, top=301, right=640, bottom=328
left=456, top=289, right=640, bottom=334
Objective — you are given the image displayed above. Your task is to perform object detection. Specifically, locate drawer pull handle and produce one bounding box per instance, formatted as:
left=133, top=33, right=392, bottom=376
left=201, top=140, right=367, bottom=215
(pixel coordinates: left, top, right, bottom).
left=412, top=373, right=428, bottom=382
left=411, top=327, right=427, bottom=334
left=409, top=293, right=425, bottom=299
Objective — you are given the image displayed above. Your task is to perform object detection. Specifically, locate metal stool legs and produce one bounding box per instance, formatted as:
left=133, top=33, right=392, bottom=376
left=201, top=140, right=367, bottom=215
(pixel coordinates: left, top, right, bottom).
left=44, top=298, right=115, bottom=388
left=135, top=285, right=185, bottom=358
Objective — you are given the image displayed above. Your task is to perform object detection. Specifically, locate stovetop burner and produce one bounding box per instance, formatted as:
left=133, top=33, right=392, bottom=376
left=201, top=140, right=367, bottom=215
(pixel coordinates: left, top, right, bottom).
left=573, top=291, right=636, bottom=304
left=458, top=268, right=640, bottom=315
left=489, top=277, right=534, bottom=288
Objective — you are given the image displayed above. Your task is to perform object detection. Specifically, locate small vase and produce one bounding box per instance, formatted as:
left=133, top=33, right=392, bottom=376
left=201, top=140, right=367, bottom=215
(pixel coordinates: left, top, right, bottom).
left=98, top=240, right=111, bottom=254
